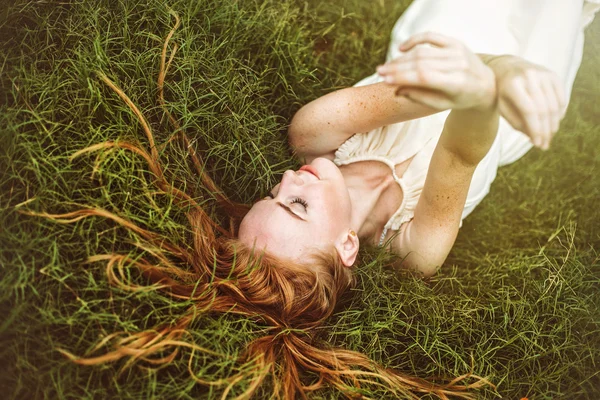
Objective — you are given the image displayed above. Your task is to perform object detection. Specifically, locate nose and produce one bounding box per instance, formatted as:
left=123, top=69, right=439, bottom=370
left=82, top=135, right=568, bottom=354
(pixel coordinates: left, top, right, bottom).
left=281, top=169, right=304, bottom=186
left=280, top=169, right=304, bottom=190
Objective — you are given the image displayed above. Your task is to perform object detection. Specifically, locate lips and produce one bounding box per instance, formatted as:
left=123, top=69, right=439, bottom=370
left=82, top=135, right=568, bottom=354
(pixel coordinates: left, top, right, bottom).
left=299, top=165, right=320, bottom=179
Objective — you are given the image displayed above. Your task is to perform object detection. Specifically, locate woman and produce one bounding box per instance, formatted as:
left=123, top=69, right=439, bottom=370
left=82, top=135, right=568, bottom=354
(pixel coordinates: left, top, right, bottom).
left=240, top=0, right=599, bottom=277
left=27, top=0, right=598, bottom=399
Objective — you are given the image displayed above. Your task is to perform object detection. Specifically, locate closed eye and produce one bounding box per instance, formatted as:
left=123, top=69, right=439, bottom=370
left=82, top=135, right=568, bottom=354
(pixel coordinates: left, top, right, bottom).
left=263, top=192, right=306, bottom=220
left=291, top=197, right=308, bottom=210
left=278, top=203, right=305, bottom=221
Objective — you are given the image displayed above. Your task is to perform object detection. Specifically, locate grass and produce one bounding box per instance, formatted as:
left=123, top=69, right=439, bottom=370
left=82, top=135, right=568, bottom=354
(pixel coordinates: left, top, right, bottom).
left=0, top=0, right=599, bottom=398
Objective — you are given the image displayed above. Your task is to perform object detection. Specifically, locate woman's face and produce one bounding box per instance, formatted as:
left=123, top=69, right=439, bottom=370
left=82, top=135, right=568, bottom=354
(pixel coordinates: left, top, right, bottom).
left=238, top=157, right=354, bottom=262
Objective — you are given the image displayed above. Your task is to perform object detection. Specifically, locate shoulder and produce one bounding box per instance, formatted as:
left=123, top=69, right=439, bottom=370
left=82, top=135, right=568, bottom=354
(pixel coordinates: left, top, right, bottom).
left=386, top=217, right=460, bottom=278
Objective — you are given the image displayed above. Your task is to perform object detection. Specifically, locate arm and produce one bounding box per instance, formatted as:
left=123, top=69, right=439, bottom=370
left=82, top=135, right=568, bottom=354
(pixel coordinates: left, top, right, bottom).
left=373, top=33, right=565, bottom=275
left=287, top=52, right=506, bottom=162
left=373, top=40, right=565, bottom=150
left=289, top=41, right=564, bottom=162
left=286, top=45, right=514, bottom=162
left=288, top=82, right=440, bottom=162
left=373, top=32, right=499, bottom=277
left=390, top=105, right=499, bottom=277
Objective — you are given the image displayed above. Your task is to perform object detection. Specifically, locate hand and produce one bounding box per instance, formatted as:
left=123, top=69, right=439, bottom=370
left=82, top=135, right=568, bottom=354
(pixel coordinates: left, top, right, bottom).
left=488, top=56, right=566, bottom=150
left=376, top=32, right=496, bottom=111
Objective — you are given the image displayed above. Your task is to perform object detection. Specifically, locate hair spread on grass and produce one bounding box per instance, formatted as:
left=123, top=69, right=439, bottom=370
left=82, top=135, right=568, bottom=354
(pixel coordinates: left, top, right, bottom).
left=21, top=9, right=493, bottom=400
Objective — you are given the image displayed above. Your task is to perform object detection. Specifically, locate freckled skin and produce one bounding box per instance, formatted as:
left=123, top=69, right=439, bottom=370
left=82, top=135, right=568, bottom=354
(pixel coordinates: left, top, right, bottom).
left=281, top=54, right=500, bottom=275
left=288, top=84, right=438, bottom=160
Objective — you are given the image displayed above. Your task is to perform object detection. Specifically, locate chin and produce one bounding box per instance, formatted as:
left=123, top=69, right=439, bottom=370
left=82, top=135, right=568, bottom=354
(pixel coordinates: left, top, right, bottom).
left=310, top=157, right=341, bottom=179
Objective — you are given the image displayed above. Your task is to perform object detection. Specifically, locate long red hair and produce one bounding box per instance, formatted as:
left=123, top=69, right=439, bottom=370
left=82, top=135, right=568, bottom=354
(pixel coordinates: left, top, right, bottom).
left=22, top=10, right=491, bottom=399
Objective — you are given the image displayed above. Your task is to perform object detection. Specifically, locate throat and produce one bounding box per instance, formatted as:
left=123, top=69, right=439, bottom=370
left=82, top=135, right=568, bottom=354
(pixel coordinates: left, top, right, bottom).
left=340, top=160, right=405, bottom=242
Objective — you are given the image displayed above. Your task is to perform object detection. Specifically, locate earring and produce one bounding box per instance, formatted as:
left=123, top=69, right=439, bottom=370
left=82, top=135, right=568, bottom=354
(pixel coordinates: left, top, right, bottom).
left=349, top=230, right=356, bottom=237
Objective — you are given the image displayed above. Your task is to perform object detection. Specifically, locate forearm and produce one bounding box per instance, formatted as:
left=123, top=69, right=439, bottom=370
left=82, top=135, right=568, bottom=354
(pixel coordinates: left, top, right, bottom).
left=289, top=82, right=441, bottom=157
left=440, top=103, right=500, bottom=166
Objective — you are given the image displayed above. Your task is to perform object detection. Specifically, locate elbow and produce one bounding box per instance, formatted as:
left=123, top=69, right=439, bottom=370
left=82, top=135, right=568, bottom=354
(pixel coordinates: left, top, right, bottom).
left=287, top=110, right=305, bottom=152
left=287, top=108, right=316, bottom=158
left=399, top=251, right=446, bottom=278
left=407, top=260, right=441, bottom=278
left=287, top=127, right=307, bottom=160
left=419, top=263, right=441, bottom=278
left=287, top=119, right=302, bottom=152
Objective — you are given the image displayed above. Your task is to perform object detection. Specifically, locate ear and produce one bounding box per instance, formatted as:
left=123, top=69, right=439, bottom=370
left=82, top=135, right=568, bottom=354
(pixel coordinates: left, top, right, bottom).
left=334, top=231, right=359, bottom=267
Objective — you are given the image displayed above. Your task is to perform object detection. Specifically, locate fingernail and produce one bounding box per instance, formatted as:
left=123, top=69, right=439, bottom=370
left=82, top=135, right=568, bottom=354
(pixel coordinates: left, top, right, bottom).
left=384, top=75, right=394, bottom=83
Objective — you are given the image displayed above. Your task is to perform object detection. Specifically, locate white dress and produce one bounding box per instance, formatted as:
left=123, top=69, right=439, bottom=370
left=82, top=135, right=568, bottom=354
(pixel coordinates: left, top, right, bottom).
left=333, top=0, right=600, bottom=245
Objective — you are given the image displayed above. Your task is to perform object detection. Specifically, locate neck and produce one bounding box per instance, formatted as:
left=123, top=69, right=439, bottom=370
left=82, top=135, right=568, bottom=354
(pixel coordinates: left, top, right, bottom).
left=340, top=163, right=398, bottom=241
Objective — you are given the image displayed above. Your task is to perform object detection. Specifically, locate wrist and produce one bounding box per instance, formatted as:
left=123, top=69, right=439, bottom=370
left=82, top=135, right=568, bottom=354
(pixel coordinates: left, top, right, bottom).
left=471, top=65, right=498, bottom=111
left=479, top=54, right=518, bottom=69
left=486, top=55, right=524, bottom=81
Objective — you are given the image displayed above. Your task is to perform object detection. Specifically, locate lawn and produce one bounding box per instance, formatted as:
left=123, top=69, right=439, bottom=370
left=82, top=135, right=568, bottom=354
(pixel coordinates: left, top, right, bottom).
left=1, top=0, right=599, bottom=399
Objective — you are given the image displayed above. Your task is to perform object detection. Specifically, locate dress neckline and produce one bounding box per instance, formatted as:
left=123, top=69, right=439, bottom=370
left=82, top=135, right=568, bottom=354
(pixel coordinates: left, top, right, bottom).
left=337, top=155, right=416, bottom=247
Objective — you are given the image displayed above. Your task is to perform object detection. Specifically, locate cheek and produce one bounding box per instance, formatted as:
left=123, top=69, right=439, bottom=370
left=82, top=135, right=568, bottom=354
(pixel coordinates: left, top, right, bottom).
left=238, top=203, right=272, bottom=238
left=318, top=187, right=351, bottom=230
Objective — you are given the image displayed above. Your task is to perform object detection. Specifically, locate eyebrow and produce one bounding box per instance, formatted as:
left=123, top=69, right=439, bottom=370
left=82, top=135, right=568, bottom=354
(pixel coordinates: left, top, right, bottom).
left=277, top=202, right=306, bottom=221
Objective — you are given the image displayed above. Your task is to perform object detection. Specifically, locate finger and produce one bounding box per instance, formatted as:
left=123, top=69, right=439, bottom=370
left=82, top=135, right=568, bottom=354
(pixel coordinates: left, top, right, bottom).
left=396, top=86, right=453, bottom=110
left=377, top=48, right=457, bottom=78
left=498, top=98, right=526, bottom=133
left=401, top=45, right=455, bottom=60
left=377, top=69, right=450, bottom=90
left=400, top=31, right=458, bottom=51
left=503, top=78, right=543, bottom=146
left=377, top=59, right=468, bottom=78
left=540, top=77, right=560, bottom=136
left=551, top=76, right=568, bottom=118
left=378, top=47, right=455, bottom=73
left=525, top=77, right=551, bottom=149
